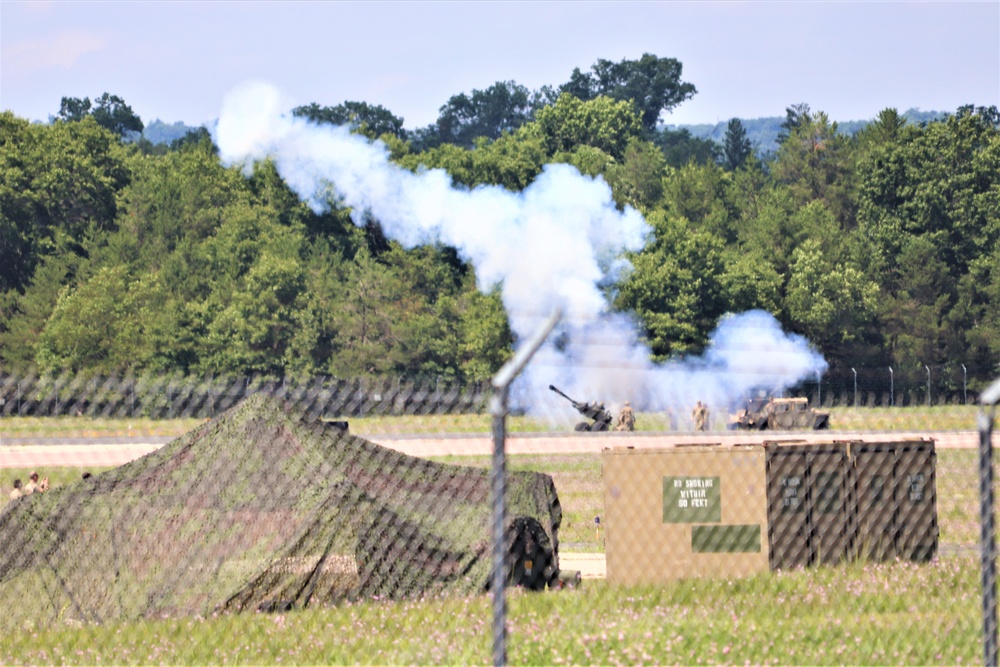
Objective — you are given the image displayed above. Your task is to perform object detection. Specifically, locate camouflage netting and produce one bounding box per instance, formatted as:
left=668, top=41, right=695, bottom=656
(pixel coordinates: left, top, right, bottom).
left=0, top=394, right=562, bottom=630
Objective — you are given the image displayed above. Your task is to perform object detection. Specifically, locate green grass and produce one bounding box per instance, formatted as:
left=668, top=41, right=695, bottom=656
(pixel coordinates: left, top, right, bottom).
left=0, top=415, right=207, bottom=438
left=0, top=558, right=981, bottom=665
left=0, top=404, right=987, bottom=438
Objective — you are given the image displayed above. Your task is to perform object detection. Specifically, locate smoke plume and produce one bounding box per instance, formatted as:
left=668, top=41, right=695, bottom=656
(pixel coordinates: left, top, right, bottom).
left=214, top=82, right=827, bottom=421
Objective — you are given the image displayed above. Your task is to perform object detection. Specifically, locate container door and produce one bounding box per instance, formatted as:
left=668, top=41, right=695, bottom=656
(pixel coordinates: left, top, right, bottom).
left=895, top=443, right=938, bottom=561
left=808, top=447, right=851, bottom=565
left=766, top=449, right=810, bottom=569
left=852, top=445, right=897, bottom=561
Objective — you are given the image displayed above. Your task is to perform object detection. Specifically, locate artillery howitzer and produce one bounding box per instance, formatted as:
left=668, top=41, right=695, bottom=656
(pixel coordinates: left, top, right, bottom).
left=549, top=385, right=614, bottom=432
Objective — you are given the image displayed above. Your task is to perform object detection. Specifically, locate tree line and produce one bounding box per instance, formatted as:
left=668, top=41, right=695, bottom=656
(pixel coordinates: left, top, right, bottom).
left=1, top=53, right=998, bottom=394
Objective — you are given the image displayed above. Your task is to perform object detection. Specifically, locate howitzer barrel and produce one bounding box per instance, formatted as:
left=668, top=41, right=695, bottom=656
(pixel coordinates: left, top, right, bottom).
left=548, top=384, right=581, bottom=408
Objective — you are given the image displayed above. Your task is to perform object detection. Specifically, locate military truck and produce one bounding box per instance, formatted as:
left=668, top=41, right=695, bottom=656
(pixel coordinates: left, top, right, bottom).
left=728, top=396, right=830, bottom=430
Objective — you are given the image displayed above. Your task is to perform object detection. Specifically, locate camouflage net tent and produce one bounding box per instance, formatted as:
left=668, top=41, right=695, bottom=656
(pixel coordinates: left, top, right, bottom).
left=0, top=394, right=562, bottom=630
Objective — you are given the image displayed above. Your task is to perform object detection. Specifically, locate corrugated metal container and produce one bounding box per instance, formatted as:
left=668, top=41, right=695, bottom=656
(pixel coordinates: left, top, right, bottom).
left=601, top=438, right=937, bottom=585
left=766, top=443, right=853, bottom=568
left=850, top=439, right=938, bottom=562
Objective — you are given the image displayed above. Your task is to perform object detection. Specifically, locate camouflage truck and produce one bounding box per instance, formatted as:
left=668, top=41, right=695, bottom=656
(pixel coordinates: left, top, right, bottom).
left=728, top=396, right=830, bottom=430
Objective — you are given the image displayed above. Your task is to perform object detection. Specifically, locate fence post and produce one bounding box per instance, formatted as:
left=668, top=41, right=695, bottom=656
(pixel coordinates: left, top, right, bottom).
left=978, top=376, right=1000, bottom=667
left=489, top=310, right=561, bottom=667
left=925, top=365, right=931, bottom=406
left=888, top=367, right=894, bottom=407
left=963, top=364, right=968, bottom=405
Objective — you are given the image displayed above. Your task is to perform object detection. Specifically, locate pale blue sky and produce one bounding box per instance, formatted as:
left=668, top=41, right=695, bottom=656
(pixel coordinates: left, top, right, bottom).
left=2, top=1, right=998, bottom=130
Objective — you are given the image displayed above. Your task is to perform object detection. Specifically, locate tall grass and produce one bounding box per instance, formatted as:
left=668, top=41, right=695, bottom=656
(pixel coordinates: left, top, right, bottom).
left=0, top=558, right=980, bottom=665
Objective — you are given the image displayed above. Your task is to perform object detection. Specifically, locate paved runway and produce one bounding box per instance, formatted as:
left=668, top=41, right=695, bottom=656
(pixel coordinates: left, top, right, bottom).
left=1, top=429, right=994, bottom=468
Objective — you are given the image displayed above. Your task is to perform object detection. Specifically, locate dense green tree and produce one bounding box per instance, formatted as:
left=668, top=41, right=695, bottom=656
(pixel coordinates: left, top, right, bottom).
left=722, top=118, right=753, bottom=171
left=877, top=236, right=953, bottom=369
left=56, top=96, right=92, bottom=123
left=58, top=93, right=144, bottom=137
left=653, top=127, right=721, bottom=168
left=95, top=138, right=247, bottom=273
left=614, top=211, right=727, bottom=358
left=170, top=127, right=214, bottom=151
left=194, top=203, right=309, bottom=375
left=0, top=251, right=85, bottom=366
left=398, top=131, right=546, bottom=191
left=661, top=161, right=735, bottom=242
left=35, top=265, right=164, bottom=372
left=777, top=103, right=812, bottom=144
left=325, top=246, right=411, bottom=377
left=292, top=101, right=407, bottom=140
left=0, top=113, right=130, bottom=293
left=770, top=108, right=856, bottom=226
left=949, top=246, right=1000, bottom=370
left=558, top=53, right=697, bottom=132
left=457, top=285, right=513, bottom=380
left=528, top=93, right=642, bottom=162
left=856, top=108, right=908, bottom=148
left=604, top=137, right=668, bottom=212
left=857, top=105, right=1000, bottom=280
left=718, top=248, right=782, bottom=315
left=2, top=87, right=998, bottom=386
left=784, top=238, right=881, bottom=358
left=420, top=81, right=536, bottom=150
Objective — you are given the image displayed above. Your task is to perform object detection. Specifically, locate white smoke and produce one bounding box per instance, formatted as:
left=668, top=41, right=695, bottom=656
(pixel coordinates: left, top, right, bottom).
left=214, top=82, right=827, bottom=421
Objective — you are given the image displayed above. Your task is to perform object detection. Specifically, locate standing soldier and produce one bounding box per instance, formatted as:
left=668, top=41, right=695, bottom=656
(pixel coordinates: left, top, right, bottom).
left=692, top=401, right=710, bottom=431
left=615, top=401, right=636, bottom=431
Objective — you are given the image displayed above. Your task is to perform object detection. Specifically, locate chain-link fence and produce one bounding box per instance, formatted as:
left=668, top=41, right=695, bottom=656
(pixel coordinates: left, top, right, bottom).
left=2, top=359, right=1000, bottom=665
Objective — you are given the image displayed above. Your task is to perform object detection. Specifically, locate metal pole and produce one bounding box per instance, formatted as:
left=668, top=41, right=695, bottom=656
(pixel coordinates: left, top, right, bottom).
left=816, top=370, right=821, bottom=407
left=889, top=367, right=894, bottom=407
left=925, top=365, right=931, bottom=407
left=963, top=364, right=968, bottom=405
left=489, top=389, right=509, bottom=667
left=978, top=376, right=1000, bottom=667
left=489, top=310, right=561, bottom=667
left=852, top=368, right=857, bottom=407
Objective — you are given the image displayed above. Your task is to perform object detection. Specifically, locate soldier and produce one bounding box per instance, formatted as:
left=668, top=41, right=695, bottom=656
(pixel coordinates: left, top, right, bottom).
left=692, top=401, right=710, bottom=431
left=23, top=471, right=48, bottom=495
left=615, top=401, right=635, bottom=432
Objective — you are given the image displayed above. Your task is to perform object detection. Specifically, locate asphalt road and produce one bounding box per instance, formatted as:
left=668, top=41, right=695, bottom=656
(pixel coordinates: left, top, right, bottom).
left=1, top=429, right=994, bottom=468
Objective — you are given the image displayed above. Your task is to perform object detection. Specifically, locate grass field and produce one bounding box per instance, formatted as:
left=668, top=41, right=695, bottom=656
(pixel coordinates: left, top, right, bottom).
left=0, top=557, right=982, bottom=665
left=0, top=404, right=988, bottom=438
left=0, top=407, right=994, bottom=664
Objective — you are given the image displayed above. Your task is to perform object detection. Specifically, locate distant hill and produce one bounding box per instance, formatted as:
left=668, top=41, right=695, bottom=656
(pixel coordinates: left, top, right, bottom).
left=663, top=108, right=948, bottom=156
left=140, top=109, right=949, bottom=153
left=142, top=119, right=202, bottom=145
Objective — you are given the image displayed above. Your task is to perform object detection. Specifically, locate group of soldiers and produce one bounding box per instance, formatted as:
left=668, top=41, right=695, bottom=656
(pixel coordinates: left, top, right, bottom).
left=610, top=400, right=711, bottom=432
left=9, top=471, right=49, bottom=500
